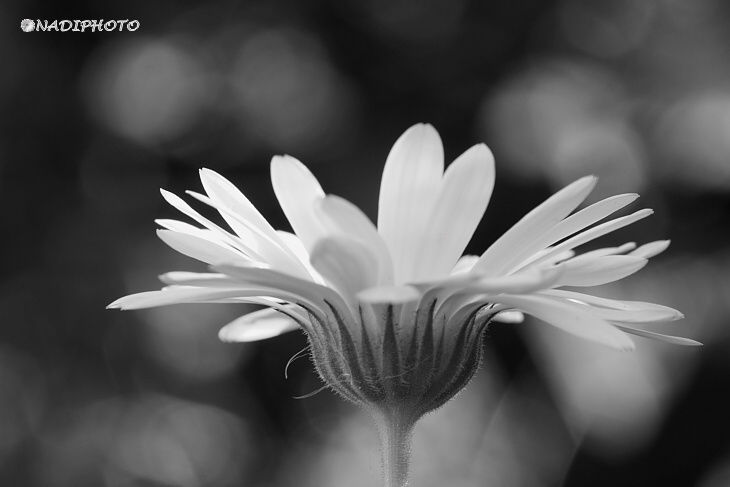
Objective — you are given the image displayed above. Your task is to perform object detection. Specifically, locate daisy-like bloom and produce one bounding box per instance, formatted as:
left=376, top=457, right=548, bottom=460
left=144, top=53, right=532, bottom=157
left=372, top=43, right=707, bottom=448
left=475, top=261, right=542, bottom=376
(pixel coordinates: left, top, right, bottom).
left=109, top=124, right=699, bottom=487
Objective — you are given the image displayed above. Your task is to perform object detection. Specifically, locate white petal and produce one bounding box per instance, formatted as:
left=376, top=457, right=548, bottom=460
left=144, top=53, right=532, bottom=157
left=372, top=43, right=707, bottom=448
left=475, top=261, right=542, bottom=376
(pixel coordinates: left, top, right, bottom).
left=212, top=263, right=354, bottom=322
left=630, top=240, right=671, bottom=259
left=377, top=123, right=444, bottom=284
left=270, top=155, right=326, bottom=251
left=187, top=191, right=311, bottom=279
left=540, top=290, right=685, bottom=319
left=309, top=236, right=379, bottom=298
left=108, top=287, right=263, bottom=310
left=566, top=242, right=637, bottom=260
left=159, top=271, right=237, bottom=286
left=416, top=144, right=495, bottom=280
left=357, top=285, right=422, bottom=304
left=612, top=325, right=702, bottom=346
left=275, top=231, right=324, bottom=283
left=491, top=310, right=525, bottom=323
left=468, top=266, right=563, bottom=294
left=317, top=195, right=394, bottom=285
left=452, top=255, right=479, bottom=275
left=218, top=308, right=300, bottom=342
left=515, top=194, right=639, bottom=271
left=495, top=294, right=635, bottom=351
left=161, top=190, right=265, bottom=260
left=157, top=230, right=249, bottom=265
left=472, top=176, right=597, bottom=277
left=199, top=168, right=284, bottom=245
left=557, top=255, right=647, bottom=287
left=526, top=209, right=653, bottom=270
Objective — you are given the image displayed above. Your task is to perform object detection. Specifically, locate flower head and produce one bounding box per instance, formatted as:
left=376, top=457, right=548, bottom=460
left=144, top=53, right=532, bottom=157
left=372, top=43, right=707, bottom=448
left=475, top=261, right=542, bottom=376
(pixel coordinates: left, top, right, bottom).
left=109, top=123, right=698, bottom=423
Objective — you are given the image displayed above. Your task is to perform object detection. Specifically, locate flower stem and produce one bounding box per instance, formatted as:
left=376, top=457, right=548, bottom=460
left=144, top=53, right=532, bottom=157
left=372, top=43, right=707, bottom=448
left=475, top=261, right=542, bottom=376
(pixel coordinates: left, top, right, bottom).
left=373, top=407, right=415, bottom=487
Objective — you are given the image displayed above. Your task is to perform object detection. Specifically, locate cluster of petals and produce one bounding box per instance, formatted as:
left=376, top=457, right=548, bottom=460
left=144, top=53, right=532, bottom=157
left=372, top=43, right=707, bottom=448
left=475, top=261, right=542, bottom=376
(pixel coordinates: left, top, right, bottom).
left=109, top=124, right=699, bottom=352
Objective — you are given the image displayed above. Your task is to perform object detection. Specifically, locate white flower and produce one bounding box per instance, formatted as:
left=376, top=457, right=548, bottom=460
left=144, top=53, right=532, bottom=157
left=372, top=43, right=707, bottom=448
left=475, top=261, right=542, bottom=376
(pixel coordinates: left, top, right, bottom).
left=109, top=124, right=698, bottom=418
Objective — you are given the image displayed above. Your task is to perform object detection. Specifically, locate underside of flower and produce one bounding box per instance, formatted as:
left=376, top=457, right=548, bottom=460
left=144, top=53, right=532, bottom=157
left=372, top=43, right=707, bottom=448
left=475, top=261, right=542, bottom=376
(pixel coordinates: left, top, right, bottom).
left=303, top=299, right=490, bottom=420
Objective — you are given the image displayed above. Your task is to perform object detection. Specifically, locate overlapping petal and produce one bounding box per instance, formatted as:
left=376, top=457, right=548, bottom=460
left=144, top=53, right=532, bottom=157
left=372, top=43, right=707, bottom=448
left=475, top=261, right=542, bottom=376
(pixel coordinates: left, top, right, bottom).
left=110, top=123, right=697, bottom=354
left=219, top=307, right=301, bottom=342
left=472, top=176, right=597, bottom=277
left=494, top=294, right=636, bottom=351
left=271, top=155, right=326, bottom=252
left=378, top=124, right=444, bottom=284
left=415, top=144, right=495, bottom=281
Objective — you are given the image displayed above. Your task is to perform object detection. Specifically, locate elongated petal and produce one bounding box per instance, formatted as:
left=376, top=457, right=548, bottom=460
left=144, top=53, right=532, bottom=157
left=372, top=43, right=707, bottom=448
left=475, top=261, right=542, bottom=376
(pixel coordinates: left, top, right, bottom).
left=157, top=230, right=249, bottom=265
left=612, top=325, right=702, bottom=346
left=212, top=263, right=354, bottom=322
left=465, top=266, right=563, bottom=294
left=495, top=294, right=635, bottom=351
left=540, top=289, right=684, bottom=318
left=565, top=242, right=637, bottom=260
left=377, top=124, right=444, bottom=284
left=187, top=191, right=311, bottom=279
left=199, top=168, right=284, bottom=245
left=526, top=209, right=653, bottom=270
left=219, top=308, right=300, bottom=342
left=557, top=255, right=647, bottom=287
left=415, top=144, right=495, bottom=280
left=317, top=195, right=394, bottom=285
left=161, top=190, right=264, bottom=260
left=431, top=267, right=562, bottom=321
left=158, top=271, right=251, bottom=287
left=630, top=240, right=671, bottom=259
left=514, top=194, right=639, bottom=271
left=108, top=287, right=264, bottom=310
left=309, top=236, right=379, bottom=298
left=472, top=176, right=597, bottom=277
left=271, top=155, right=326, bottom=251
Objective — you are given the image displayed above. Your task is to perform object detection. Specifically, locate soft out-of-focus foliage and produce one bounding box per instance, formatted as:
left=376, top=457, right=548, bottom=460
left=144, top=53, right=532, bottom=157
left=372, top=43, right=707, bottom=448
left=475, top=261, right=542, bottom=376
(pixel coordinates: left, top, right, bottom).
left=4, top=0, right=729, bottom=485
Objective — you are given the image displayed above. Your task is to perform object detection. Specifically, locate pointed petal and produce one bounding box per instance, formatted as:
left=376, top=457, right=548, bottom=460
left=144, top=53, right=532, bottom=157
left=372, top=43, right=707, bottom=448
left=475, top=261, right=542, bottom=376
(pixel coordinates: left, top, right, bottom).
left=270, top=155, right=326, bottom=251
left=157, top=229, right=249, bottom=265
left=557, top=255, right=647, bottom=287
left=525, top=209, right=654, bottom=270
left=199, top=168, right=283, bottom=245
left=107, top=287, right=264, bottom=310
left=495, top=294, right=635, bottom=351
left=309, top=236, right=379, bottom=298
left=566, top=242, right=637, bottom=260
left=612, top=325, right=702, bottom=346
left=452, top=255, right=479, bottom=275
left=377, top=124, right=444, bottom=284
left=540, top=289, right=685, bottom=319
left=186, top=191, right=311, bottom=279
left=317, top=195, right=394, bottom=285
left=160, top=189, right=264, bottom=260
left=514, top=194, right=639, bottom=271
left=472, top=176, right=597, bottom=277
left=416, top=144, right=495, bottom=280
left=159, top=271, right=238, bottom=286
left=630, top=240, right=671, bottom=259
left=219, top=308, right=300, bottom=342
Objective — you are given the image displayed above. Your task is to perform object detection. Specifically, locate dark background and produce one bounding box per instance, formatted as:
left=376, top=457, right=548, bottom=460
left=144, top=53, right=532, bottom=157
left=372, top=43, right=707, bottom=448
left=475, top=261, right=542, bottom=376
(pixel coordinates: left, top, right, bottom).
left=4, top=1, right=730, bottom=486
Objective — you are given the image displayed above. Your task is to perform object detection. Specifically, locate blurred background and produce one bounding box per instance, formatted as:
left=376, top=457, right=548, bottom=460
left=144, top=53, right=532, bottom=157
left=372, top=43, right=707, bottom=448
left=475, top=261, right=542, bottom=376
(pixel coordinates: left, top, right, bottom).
left=4, top=0, right=730, bottom=486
